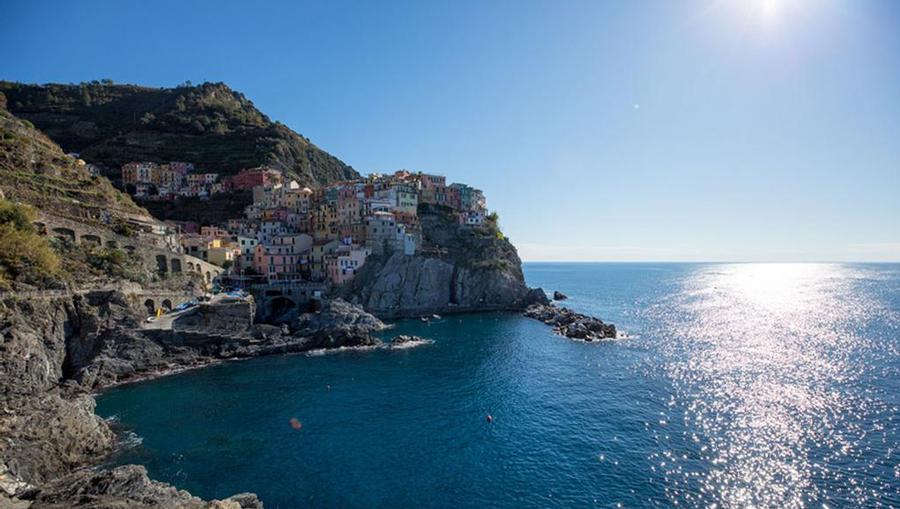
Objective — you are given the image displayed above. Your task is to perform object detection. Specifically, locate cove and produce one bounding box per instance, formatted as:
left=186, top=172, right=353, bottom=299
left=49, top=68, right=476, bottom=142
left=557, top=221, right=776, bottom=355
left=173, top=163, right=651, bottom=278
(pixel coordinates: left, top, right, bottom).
left=96, top=263, right=900, bottom=508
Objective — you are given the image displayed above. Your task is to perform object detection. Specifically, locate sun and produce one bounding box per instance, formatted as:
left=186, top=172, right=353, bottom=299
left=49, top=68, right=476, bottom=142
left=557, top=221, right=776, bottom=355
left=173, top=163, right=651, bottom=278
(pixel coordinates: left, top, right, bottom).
left=760, top=0, right=781, bottom=21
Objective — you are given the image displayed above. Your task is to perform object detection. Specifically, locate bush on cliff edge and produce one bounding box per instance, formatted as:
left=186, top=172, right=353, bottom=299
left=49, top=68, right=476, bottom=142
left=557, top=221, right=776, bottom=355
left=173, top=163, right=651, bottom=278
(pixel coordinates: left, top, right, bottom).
left=0, top=199, right=60, bottom=289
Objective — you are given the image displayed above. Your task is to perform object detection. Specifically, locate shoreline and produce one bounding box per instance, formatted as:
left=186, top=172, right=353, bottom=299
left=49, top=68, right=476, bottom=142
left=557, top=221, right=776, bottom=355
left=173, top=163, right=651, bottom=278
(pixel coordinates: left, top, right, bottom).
left=0, top=290, right=612, bottom=508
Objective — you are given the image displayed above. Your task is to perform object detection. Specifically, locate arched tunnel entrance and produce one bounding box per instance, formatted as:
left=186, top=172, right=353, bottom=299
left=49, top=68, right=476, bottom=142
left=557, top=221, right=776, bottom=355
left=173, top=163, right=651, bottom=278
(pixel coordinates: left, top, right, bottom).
left=144, top=299, right=155, bottom=315
left=267, top=296, right=296, bottom=321
left=162, top=299, right=173, bottom=311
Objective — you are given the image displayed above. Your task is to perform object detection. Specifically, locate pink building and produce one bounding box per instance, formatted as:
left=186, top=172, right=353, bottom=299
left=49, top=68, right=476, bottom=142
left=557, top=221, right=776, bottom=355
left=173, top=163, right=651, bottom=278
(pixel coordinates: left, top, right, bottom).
left=252, top=234, right=313, bottom=280
left=326, top=244, right=370, bottom=285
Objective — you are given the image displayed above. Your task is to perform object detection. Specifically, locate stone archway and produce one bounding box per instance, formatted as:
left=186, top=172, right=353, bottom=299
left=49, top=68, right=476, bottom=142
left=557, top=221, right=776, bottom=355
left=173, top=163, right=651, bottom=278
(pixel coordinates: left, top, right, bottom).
left=267, top=296, right=296, bottom=318
left=81, top=234, right=102, bottom=247
left=52, top=227, right=75, bottom=243
left=205, top=271, right=211, bottom=283
left=144, top=299, right=155, bottom=315
left=162, top=299, right=173, bottom=311
left=156, top=255, right=168, bottom=274
left=171, top=258, right=182, bottom=273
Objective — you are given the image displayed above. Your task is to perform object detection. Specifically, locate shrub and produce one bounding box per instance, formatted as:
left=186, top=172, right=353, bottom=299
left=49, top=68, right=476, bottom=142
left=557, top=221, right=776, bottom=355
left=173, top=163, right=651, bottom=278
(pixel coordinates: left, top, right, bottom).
left=0, top=200, right=60, bottom=287
left=111, top=218, right=135, bottom=237
left=0, top=199, right=36, bottom=233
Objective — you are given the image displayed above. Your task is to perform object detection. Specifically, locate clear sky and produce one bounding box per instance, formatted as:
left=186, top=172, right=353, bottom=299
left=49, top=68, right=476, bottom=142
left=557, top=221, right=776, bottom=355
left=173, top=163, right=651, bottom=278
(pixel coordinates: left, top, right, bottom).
left=2, top=0, right=898, bottom=261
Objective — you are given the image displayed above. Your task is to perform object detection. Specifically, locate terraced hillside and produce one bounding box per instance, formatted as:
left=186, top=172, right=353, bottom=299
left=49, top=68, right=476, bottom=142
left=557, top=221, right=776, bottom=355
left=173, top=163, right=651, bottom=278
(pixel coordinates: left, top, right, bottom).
left=0, top=80, right=359, bottom=186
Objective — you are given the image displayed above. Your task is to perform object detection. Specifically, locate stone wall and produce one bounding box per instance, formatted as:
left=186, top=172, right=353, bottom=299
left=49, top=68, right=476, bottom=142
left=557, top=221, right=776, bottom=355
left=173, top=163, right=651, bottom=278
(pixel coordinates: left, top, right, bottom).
left=33, top=213, right=224, bottom=284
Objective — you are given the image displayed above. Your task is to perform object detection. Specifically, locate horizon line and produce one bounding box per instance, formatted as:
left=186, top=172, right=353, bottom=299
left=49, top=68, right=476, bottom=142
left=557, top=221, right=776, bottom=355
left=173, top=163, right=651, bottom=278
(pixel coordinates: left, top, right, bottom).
left=520, top=260, right=900, bottom=264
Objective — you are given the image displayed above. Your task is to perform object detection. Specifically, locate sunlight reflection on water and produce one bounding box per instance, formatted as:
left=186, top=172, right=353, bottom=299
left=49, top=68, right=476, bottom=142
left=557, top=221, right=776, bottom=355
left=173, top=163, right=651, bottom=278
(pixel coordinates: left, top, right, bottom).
left=648, top=263, right=899, bottom=507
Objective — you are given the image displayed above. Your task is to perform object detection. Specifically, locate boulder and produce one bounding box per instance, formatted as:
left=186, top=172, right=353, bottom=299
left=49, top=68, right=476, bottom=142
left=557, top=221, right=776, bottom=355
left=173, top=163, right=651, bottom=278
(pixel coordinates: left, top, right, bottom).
left=553, top=290, right=568, bottom=301
left=292, top=298, right=386, bottom=349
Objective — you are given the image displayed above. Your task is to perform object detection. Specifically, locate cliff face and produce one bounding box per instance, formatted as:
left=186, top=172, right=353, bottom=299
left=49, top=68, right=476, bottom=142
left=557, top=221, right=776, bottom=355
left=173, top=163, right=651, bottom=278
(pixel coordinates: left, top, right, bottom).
left=342, top=205, right=547, bottom=318
left=0, top=81, right=359, bottom=186
left=0, top=293, right=261, bottom=507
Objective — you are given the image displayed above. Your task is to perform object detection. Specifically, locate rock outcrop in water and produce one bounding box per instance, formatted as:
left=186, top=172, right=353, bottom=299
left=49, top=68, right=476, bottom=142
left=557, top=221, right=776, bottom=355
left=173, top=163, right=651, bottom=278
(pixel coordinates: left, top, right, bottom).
left=524, top=303, right=617, bottom=341
left=341, top=204, right=549, bottom=318
left=388, top=335, right=431, bottom=349
left=292, top=298, right=386, bottom=349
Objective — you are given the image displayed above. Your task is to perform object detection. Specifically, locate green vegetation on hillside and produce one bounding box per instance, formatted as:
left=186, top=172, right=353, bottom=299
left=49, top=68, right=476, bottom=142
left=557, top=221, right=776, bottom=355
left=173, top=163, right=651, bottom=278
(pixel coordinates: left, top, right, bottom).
left=0, top=200, right=60, bottom=289
left=0, top=81, right=359, bottom=186
left=0, top=97, right=147, bottom=225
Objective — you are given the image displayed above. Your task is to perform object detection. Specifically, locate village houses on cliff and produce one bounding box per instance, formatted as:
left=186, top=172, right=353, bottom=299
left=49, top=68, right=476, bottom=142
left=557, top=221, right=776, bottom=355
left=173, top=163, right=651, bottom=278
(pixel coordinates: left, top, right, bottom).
left=121, top=162, right=488, bottom=287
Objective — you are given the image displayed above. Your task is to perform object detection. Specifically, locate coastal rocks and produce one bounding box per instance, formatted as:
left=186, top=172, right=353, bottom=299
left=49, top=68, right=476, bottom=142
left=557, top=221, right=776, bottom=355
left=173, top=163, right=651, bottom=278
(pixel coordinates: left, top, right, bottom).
left=339, top=204, right=548, bottom=318
left=292, top=298, right=386, bottom=349
left=343, top=252, right=548, bottom=318
left=0, top=463, right=33, bottom=499
left=0, top=390, right=115, bottom=486
left=389, top=335, right=432, bottom=349
left=30, top=465, right=263, bottom=508
left=553, top=291, right=568, bottom=301
left=524, top=304, right=617, bottom=342
left=0, top=292, right=264, bottom=509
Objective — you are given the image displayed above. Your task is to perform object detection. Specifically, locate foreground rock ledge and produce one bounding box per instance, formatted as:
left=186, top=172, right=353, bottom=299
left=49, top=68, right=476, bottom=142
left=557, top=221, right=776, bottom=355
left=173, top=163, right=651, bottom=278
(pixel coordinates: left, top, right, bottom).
left=28, top=465, right=262, bottom=509
left=524, top=304, right=617, bottom=341
left=0, top=293, right=390, bottom=509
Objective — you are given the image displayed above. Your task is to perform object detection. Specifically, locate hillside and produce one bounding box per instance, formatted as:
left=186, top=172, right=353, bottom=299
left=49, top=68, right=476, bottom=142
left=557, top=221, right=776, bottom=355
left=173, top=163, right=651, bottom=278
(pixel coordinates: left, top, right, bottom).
left=0, top=95, right=198, bottom=290
left=0, top=92, right=148, bottom=225
left=0, top=80, right=359, bottom=186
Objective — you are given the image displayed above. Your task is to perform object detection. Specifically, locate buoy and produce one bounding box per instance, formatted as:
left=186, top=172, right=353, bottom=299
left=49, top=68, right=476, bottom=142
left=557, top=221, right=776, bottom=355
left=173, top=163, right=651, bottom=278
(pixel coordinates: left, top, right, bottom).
left=289, top=417, right=302, bottom=430
left=486, top=414, right=493, bottom=423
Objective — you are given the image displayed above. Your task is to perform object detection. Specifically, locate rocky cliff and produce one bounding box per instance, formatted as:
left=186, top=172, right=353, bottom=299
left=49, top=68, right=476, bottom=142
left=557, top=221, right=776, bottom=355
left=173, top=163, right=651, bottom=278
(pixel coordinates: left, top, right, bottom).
left=0, top=81, right=359, bottom=186
left=341, top=204, right=548, bottom=318
left=0, top=292, right=263, bottom=507
left=0, top=291, right=394, bottom=507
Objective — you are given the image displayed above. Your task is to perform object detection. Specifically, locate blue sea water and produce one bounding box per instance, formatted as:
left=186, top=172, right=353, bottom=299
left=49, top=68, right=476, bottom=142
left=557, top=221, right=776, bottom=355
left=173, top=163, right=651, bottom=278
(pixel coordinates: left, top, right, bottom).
left=96, top=263, right=900, bottom=508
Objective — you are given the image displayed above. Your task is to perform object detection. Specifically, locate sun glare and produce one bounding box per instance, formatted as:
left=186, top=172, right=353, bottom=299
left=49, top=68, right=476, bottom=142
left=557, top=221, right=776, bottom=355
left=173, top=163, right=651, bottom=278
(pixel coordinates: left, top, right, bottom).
left=760, top=0, right=780, bottom=22
left=709, top=0, right=819, bottom=33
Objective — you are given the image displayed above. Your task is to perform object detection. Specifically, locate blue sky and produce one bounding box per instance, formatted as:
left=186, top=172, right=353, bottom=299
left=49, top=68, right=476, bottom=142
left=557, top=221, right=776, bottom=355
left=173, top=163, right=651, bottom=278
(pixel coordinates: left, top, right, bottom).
left=2, top=0, right=898, bottom=261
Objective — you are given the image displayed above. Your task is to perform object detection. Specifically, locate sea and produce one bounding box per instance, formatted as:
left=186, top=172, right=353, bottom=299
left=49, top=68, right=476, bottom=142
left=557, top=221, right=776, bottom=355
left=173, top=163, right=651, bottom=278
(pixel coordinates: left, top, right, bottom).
left=96, top=263, right=900, bottom=508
